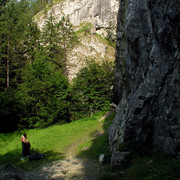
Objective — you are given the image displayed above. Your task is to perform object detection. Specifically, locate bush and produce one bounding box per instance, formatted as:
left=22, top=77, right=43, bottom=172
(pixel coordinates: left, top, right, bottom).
left=70, top=59, right=114, bottom=120
left=17, top=54, right=69, bottom=128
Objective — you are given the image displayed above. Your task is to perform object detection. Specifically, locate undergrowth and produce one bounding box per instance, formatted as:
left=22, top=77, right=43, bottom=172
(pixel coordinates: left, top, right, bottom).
left=100, top=141, right=180, bottom=180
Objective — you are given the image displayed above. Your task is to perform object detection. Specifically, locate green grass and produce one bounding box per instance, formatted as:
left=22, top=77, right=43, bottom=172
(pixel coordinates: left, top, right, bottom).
left=0, top=111, right=114, bottom=171
left=1, top=111, right=179, bottom=180
left=76, top=114, right=114, bottom=159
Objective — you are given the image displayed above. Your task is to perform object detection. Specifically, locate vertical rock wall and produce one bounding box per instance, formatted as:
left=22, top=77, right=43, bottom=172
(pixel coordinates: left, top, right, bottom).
left=110, top=0, right=180, bottom=155
left=37, top=0, right=119, bottom=31
left=35, top=0, right=119, bottom=81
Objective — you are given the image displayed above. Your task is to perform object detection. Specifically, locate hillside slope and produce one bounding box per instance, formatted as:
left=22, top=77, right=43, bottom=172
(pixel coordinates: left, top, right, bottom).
left=34, top=0, right=119, bottom=80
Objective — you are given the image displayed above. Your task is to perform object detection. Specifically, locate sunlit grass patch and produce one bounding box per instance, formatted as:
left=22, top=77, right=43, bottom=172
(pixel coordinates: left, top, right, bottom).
left=0, top=111, right=111, bottom=171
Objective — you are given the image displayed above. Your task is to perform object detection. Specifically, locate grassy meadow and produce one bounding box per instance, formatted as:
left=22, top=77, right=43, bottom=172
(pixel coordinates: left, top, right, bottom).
left=0, top=111, right=114, bottom=171
left=1, top=111, right=179, bottom=179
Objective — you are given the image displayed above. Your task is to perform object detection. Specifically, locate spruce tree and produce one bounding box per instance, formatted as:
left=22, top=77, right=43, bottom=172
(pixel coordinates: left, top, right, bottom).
left=0, top=0, right=32, bottom=90
left=41, top=15, right=64, bottom=71
left=56, top=16, right=79, bottom=75
left=41, top=16, right=78, bottom=75
left=23, top=22, right=41, bottom=63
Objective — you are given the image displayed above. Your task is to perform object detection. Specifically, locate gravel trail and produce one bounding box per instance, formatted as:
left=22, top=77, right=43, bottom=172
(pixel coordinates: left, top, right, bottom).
left=26, top=156, right=102, bottom=180
left=25, top=112, right=114, bottom=180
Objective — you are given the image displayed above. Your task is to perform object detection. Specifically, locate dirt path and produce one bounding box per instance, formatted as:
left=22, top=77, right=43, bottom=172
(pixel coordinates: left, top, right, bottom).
left=26, top=137, right=103, bottom=179
left=25, top=111, right=114, bottom=179
left=26, top=156, right=102, bottom=180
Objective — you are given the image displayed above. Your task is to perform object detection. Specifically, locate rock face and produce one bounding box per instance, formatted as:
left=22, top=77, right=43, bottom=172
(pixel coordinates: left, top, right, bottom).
left=110, top=151, right=130, bottom=169
left=0, top=164, right=27, bottom=180
left=35, top=0, right=118, bottom=81
left=67, top=33, right=115, bottom=81
left=109, top=0, right=180, bottom=155
left=37, top=0, right=119, bottom=32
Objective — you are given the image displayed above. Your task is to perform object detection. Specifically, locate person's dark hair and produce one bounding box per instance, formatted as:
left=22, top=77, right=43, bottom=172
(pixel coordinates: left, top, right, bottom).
left=23, top=133, right=27, bottom=137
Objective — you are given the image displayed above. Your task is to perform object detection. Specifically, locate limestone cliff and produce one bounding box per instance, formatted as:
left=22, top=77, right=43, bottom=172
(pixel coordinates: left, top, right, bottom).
left=35, top=0, right=119, bottom=80
left=36, top=0, right=119, bottom=32
left=109, top=0, right=180, bottom=157
left=67, top=30, right=115, bottom=81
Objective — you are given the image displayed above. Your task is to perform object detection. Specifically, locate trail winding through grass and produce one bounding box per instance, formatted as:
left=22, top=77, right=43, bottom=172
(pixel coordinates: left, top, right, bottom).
left=25, top=111, right=114, bottom=180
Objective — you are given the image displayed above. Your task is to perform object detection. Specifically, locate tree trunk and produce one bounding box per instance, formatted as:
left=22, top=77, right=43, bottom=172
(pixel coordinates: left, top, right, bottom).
left=7, top=39, right=10, bottom=88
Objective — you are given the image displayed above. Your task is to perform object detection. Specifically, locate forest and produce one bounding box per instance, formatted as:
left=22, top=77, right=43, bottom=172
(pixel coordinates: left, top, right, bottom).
left=0, top=0, right=114, bottom=132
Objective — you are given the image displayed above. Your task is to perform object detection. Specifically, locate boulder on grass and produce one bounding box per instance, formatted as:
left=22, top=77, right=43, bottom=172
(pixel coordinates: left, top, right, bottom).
left=0, top=164, right=27, bottom=180
left=110, top=151, right=130, bottom=169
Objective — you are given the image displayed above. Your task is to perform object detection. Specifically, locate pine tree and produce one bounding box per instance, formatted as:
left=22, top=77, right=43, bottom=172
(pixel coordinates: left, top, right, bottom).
left=0, top=0, right=9, bottom=14
left=23, top=22, right=41, bottom=63
left=30, top=0, right=49, bottom=15
left=56, top=16, right=79, bottom=76
left=0, top=0, right=32, bottom=90
left=41, top=16, right=79, bottom=75
left=41, top=15, right=64, bottom=71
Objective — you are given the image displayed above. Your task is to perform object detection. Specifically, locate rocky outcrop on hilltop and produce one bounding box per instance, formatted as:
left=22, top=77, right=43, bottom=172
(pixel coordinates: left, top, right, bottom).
left=35, top=0, right=118, bottom=81
left=109, top=0, right=180, bottom=159
left=67, top=32, right=115, bottom=81
left=55, top=0, right=118, bottom=28
left=37, top=0, right=119, bottom=36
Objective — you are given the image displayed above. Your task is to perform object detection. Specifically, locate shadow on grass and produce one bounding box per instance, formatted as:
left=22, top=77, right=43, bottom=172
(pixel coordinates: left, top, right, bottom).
left=77, top=111, right=115, bottom=158
left=0, top=148, right=22, bottom=166
left=0, top=112, right=115, bottom=179
left=0, top=148, right=65, bottom=172
left=76, top=111, right=180, bottom=180
left=76, top=111, right=115, bottom=179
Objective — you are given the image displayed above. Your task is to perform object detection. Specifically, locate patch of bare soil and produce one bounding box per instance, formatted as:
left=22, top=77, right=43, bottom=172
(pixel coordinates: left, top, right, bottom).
left=98, top=111, right=114, bottom=122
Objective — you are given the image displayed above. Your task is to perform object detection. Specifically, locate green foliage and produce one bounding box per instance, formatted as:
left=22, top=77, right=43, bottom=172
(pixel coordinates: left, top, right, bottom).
left=23, top=21, right=41, bottom=63
left=0, top=0, right=33, bottom=90
left=41, top=15, right=64, bottom=70
left=41, top=16, right=78, bottom=74
left=76, top=22, right=93, bottom=35
left=0, top=1, right=111, bottom=131
left=56, top=16, right=79, bottom=75
left=70, top=59, right=114, bottom=119
left=29, top=0, right=49, bottom=15
left=0, top=0, right=8, bottom=8
left=0, top=111, right=108, bottom=170
left=17, top=53, right=69, bottom=128
left=0, top=90, right=22, bottom=132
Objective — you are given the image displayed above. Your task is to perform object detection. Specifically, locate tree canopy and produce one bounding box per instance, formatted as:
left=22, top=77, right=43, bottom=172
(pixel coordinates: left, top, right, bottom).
left=0, top=0, right=114, bottom=132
